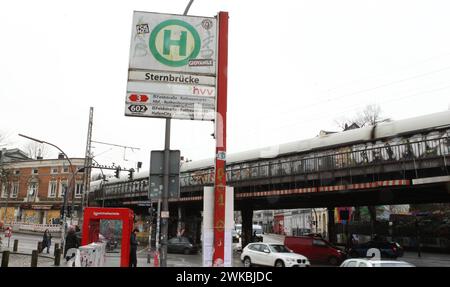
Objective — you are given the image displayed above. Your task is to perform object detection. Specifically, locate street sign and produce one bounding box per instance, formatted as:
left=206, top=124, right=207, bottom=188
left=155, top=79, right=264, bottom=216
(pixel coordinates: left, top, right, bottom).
left=128, top=70, right=215, bottom=86
left=125, top=11, right=218, bottom=121
left=128, top=94, right=149, bottom=102
left=150, top=150, right=180, bottom=174
left=129, top=12, right=217, bottom=74
left=128, top=105, right=148, bottom=113
left=125, top=93, right=215, bottom=120
left=149, top=150, right=180, bottom=200
left=149, top=175, right=179, bottom=199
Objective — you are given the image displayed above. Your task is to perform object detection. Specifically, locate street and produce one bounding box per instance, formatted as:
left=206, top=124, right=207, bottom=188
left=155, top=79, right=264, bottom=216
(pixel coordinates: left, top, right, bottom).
left=2, top=232, right=450, bottom=267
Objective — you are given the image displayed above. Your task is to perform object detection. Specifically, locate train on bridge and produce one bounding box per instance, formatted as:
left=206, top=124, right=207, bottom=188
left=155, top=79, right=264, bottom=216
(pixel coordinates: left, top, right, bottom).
left=90, top=110, right=450, bottom=200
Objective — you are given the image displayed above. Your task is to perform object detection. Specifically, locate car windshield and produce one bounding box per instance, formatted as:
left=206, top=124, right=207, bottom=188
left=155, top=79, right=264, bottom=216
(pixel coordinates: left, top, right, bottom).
left=269, top=244, right=291, bottom=253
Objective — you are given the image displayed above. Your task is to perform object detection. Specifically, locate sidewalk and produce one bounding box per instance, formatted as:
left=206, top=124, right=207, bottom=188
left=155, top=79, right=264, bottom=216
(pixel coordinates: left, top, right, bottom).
left=0, top=252, right=55, bottom=267
left=402, top=251, right=450, bottom=267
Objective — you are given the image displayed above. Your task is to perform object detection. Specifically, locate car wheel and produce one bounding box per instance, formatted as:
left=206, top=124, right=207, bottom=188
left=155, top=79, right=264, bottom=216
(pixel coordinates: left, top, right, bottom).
left=184, top=248, right=190, bottom=255
left=275, top=260, right=285, bottom=267
left=243, top=257, right=252, bottom=267
left=328, top=256, right=339, bottom=266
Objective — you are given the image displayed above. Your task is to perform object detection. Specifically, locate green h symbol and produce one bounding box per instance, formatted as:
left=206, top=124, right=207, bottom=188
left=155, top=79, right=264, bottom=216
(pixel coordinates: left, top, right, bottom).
left=163, top=29, right=187, bottom=56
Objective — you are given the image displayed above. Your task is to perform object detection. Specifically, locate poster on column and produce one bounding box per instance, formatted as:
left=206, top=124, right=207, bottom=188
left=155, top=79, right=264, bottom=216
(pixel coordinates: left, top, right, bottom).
left=202, top=186, right=234, bottom=267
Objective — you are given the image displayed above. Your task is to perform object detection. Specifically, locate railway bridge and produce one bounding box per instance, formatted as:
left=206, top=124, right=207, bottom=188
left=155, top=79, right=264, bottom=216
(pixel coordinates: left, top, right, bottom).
left=89, top=110, right=450, bottom=246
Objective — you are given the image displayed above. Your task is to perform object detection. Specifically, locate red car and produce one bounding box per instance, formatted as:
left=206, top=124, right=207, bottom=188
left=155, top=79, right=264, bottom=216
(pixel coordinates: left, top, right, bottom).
left=284, top=235, right=346, bottom=265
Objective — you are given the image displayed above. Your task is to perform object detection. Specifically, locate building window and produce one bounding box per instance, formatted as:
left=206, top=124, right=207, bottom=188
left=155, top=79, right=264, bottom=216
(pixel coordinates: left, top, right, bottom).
left=1, top=184, right=7, bottom=198
left=32, top=168, right=39, bottom=174
left=28, top=182, right=38, bottom=201
left=51, top=168, right=58, bottom=174
left=11, top=182, right=19, bottom=198
left=59, top=181, right=68, bottom=198
left=75, top=182, right=83, bottom=198
left=62, top=167, right=69, bottom=173
left=14, top=170, right=20, bottom=175
left=48, top=181, right=57, bottom=198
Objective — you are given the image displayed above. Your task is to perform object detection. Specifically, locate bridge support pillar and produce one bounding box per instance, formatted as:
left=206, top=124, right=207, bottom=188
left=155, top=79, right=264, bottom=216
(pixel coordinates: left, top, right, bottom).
left=241, top=208, right=253, bottom=249
left=327, top=207, right=337, bottom=244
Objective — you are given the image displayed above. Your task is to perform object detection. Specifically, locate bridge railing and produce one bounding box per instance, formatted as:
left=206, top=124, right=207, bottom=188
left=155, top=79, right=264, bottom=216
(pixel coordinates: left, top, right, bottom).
left=180, top=136, right=450, bottom=187
left=95, top=136, right=449, bottom=200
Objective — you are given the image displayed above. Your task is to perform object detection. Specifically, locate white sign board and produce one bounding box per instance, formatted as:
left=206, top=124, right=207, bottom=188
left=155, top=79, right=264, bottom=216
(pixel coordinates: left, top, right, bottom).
left=129, top=11, right=217, bottom=74
left=126, top=11, right=218, bottom=121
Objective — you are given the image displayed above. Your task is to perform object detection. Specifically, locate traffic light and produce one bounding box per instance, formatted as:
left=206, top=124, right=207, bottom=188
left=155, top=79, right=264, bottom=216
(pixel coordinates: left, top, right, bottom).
left=148, top=207, right=157, bottom=219
left=114, top=168, right=120, bottom=178
left=128, top=168, right=135, bottom=180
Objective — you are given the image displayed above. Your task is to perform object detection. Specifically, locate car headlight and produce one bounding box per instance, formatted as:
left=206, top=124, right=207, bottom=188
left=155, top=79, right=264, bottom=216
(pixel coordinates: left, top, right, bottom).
left=286, top=258, right=296, bottom=262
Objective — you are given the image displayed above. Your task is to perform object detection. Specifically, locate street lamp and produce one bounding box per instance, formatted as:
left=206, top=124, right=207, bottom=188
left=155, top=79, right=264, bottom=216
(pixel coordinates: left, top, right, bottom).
left=18, top=133, right=76, bottom=250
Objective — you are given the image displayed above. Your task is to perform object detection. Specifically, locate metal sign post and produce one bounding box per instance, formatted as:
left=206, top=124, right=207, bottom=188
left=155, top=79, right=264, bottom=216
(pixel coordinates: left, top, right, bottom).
left=125, top=0, right=223, bottom=267
left=160, top=119, right=171, bottom=267
left=212, top=11, right=229, bottom=267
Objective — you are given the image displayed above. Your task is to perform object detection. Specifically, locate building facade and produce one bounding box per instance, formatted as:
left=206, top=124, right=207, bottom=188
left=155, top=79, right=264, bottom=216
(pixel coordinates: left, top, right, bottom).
left=253, top=210, right=274, bottom=233
left=0, top=157, right=85, bottom=225
left=272, top=208, right=329, bottom=238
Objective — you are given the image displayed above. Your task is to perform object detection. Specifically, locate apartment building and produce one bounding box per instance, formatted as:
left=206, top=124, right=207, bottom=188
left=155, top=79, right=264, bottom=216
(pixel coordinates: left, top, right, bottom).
left=0, top=155, right=85, bottom=224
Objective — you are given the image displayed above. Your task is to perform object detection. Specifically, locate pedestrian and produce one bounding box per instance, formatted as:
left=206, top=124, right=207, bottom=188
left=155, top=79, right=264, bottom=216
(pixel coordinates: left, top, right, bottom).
left=64, top=226, right=80, bottom=261
left=42, top=229, right=52, bottom=254
left=129, top=228, right=139, bottom=267
left=346, top=233, right=354, bottom=252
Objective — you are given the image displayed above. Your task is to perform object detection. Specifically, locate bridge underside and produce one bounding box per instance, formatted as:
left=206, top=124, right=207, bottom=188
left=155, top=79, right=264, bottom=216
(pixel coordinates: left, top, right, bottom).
left=98, top=181, right=450, bottom=212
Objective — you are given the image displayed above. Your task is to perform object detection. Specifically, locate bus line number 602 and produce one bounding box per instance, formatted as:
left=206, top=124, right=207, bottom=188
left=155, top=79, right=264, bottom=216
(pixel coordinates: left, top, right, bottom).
left=128, top=105, right=148, bottom=113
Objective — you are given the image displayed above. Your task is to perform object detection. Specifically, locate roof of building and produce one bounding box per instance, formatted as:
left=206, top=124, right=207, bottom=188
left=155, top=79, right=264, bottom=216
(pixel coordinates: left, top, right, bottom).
left=0, top=148, right=30, bottom=163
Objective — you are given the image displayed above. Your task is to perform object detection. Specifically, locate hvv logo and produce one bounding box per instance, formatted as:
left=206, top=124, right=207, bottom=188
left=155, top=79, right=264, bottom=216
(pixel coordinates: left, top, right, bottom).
left=149, top=19, right=201, bottom=67
left=193, top=86, right=215, bottom=96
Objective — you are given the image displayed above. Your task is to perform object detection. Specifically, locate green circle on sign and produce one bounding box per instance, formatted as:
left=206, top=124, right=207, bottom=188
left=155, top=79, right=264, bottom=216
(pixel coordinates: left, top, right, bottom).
left=149, top=19, right=201, bottom=67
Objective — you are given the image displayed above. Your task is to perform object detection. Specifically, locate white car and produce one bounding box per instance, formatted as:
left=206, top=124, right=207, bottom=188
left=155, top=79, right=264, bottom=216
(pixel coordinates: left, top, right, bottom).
left=241, top=243, right=310, bottom=267
left=340, top=258, right=415, bottom=267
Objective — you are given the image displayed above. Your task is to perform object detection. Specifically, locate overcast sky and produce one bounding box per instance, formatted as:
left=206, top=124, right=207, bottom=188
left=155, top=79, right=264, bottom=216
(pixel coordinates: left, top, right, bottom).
left=1, top=0, right=450, bottom=175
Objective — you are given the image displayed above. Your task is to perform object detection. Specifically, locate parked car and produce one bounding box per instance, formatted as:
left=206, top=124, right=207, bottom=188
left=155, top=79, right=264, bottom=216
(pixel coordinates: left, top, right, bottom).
left=284, top=235, right=346, bottom=265
left=340, top=258, right=414, bottom=267
left=167, top=236, right=198, bottom=255
left=240, top=242, right=310, bottom=267
left=348, top=240, right=404, bottom=259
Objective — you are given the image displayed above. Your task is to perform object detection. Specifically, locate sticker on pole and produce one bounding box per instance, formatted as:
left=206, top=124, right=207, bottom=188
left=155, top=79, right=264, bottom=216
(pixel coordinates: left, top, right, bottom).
left=216, top=151, right=226, bottom=161
left=161, top=211, right=170, bottom=218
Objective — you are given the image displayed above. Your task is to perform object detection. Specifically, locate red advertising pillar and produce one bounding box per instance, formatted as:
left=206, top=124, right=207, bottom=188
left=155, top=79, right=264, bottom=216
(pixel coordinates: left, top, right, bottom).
left=212, top=11, right=229, bottom=267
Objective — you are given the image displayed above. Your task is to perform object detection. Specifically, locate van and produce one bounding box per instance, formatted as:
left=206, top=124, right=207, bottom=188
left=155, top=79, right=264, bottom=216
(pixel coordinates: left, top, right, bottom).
left=284, top=235, right=346, bottom=265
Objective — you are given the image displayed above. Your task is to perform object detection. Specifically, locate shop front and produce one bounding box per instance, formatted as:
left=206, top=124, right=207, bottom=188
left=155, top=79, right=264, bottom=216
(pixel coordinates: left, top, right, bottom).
left=0, top=207, right=17, bottom=223
left=20, top=204, right=61, bottom=224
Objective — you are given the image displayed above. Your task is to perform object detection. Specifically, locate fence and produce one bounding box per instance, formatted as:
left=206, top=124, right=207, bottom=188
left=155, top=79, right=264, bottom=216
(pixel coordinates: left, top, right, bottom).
left=9, top=222, right=61, bottom=233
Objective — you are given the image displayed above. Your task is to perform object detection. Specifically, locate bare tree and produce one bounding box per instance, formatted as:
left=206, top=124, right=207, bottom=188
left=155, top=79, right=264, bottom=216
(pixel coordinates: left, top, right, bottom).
left=24, top=142, right=49, bottom=159
left=335, top=104, right=390, bottom=130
